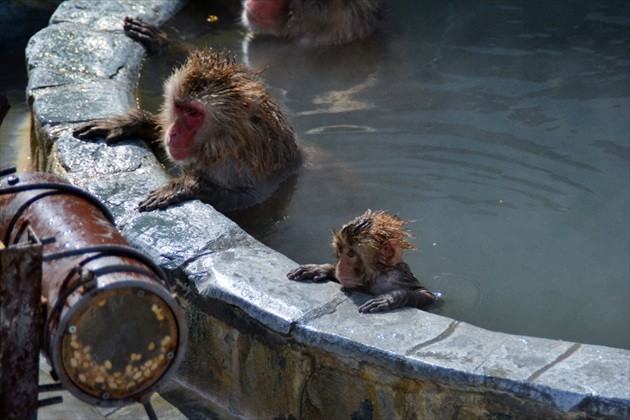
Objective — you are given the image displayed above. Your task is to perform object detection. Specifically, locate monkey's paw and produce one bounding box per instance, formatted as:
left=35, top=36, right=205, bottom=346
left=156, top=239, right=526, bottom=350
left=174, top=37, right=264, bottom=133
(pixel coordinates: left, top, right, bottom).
left=358, top=295, right=395, bottom=313
left=73, top=120, right=129, bottom=144
left=138, top=187, right=185, bottom=212
left=124, top=16, right=170, bottom=54
left=287, top=264, right=334, bottom=282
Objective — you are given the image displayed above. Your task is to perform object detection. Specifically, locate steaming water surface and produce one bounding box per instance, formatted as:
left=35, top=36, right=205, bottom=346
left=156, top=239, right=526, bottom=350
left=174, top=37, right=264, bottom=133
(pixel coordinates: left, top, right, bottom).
left=140, top=1, right=629, bottom=349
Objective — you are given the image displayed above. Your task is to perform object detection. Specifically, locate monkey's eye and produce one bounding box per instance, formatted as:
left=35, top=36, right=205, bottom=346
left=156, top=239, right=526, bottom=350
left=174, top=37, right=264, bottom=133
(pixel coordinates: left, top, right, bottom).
left=347, top=249, right=356, bottom=258
left=186, top=108, right=201, bottom=117
left=174, top=102, right=202, bottom=118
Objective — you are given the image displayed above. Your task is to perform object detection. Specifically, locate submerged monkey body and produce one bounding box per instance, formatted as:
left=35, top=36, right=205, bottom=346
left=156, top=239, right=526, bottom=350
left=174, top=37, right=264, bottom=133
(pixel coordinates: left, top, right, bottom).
left=288, top=210, right=436, bottom=313
left=242, top=0, right=382, bottom=46
left=75, top=49, right=301, bottom=212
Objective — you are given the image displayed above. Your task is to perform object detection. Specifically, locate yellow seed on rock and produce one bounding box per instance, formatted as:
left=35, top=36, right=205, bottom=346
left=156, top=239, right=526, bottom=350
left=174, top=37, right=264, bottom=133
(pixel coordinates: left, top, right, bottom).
left=104, top=360, right=112, bottom=370
left=70, top=358, right=78, bottom=368
left=71, top=341, right=79, bottom=349
left=95, top=376, right=104, bottom=384
left=78, top=374, right=87, bottom=383
left=147, top=342, right=155, bottom=351
left=126, top=381, right=136, bottom=390
left=82, top=345, right=91, bottom=354
left=132, top=371, right=142, bottom=381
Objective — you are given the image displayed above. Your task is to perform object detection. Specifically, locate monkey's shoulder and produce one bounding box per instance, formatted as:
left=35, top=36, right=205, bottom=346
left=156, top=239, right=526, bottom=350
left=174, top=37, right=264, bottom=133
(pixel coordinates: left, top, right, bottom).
left=369, top=262, right=424, bottom=295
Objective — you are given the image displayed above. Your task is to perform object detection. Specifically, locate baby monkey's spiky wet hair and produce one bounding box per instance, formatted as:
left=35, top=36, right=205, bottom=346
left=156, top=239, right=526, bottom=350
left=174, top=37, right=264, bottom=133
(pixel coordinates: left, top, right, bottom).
left=332, top=210, right=415, bottom=270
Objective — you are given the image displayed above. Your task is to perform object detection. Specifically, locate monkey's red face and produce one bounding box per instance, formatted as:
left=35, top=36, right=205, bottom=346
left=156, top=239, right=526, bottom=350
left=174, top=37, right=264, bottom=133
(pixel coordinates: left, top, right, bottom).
left=243, top=0, right=289, bottom=33
left=165, top=101, right=205, bottom=161
left=335, top=245, right=364, bottom=289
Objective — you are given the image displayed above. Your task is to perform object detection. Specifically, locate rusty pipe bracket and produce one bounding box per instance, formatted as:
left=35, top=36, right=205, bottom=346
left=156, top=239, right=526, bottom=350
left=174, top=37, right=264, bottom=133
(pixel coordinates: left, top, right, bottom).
left=77, top=265, right=97, bottom=286
left=42, top=245, right=167, bottom=286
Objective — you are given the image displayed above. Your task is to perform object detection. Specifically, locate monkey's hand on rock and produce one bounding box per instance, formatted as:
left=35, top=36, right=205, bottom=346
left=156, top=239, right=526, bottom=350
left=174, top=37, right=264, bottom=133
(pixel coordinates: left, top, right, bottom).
left=74, top=119, right=136, bottom=144
left=138, top=176, right=198, bottom=212
left=74, top=110, right=160, bottom=144
left=287, top=264, right=336, bottom=282
left=124, top=16, right=170, bottom=54
left=358, top=288, right=436, bottom=313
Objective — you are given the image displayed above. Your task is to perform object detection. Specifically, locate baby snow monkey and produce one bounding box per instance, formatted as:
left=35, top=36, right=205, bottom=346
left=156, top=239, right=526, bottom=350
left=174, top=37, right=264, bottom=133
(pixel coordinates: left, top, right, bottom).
left=287, top=210, right=437, bottom=313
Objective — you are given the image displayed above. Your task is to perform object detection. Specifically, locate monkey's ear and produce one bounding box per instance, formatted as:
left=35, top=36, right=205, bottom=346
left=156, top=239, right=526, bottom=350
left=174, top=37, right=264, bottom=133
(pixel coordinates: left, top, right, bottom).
left=385, top=239, right=404, bottom=266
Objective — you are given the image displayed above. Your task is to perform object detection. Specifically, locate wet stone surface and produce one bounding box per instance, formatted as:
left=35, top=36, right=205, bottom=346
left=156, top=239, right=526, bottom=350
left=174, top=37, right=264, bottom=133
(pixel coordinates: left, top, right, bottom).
left=185, top=241, right=338, bottom=335
left=50, top=0, right=180, bottom=29
left=30, top=82, right=136, bottom=127
left=26, top=26, right=140, bottom=85
left=55, top=129, right=154, bottom=175
left=24, top=1, right=630, bottom=418
left=294, top=298, right=456, bottom=367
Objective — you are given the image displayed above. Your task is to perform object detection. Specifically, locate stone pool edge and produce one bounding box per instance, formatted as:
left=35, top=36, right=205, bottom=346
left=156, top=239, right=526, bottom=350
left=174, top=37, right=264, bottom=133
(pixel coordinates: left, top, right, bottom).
left=23, top=0, right=629, bottom=418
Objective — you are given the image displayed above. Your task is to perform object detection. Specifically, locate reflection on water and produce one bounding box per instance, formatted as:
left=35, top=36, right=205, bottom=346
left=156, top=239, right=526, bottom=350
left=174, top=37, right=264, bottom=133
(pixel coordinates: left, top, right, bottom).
left=429, top=272, right=485, bottom=318
left=141, top=1, right=629, bottom=349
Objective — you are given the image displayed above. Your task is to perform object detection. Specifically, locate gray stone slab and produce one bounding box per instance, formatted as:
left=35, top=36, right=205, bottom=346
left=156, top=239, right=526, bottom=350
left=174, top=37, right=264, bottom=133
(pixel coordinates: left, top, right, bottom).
left=122, top=201, right=245, bottom=273
left=27, top=68, right=98, bottom=92
left=26, top=25, right=143, bottom=89
left=65, top=166, right=167, bottom=224
left=294, top=295, right=454, bottom=368
left=50, top=0, right=186, bottom=30
left=50, top=130, right=165, bottom=221
left=186, top=243, right=338, bottom=335
left=406, top=322, right=575, bottom=386
left=532, top=344, right=630, bottom=413
left=55, top=129, right=157, bottom=176
left=30, top=82, right=135, bottom=126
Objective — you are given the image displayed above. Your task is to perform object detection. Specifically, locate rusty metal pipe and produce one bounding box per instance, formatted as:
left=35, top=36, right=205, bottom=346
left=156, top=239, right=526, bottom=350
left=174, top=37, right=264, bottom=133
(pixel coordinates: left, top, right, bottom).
left=0, top=171, right=187, bottom=407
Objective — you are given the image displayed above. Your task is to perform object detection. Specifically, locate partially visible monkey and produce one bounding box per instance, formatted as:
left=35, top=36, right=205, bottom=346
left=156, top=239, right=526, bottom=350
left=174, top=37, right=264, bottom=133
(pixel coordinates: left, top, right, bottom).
left=74, top=48, right=301, bottom=212
left=123, top=0, right=382, bottom=52
left=287, top=210, right=437, bottom=313
left=123, top=16, right=171, bottom=54
left=241, top=0, right=382, bottom=46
